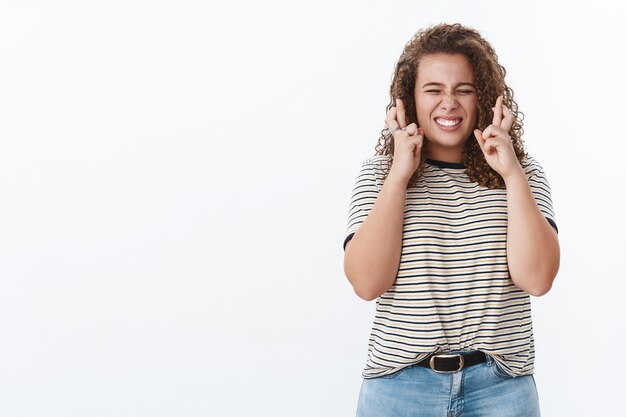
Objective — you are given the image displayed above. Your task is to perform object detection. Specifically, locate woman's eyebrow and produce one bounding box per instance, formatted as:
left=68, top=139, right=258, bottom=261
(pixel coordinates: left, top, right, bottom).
left=422, top=82, right=476, bottom=88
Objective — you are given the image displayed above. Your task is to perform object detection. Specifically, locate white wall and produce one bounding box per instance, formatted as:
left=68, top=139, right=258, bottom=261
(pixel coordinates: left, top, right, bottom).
left=1, top=1, right=624, bottom=416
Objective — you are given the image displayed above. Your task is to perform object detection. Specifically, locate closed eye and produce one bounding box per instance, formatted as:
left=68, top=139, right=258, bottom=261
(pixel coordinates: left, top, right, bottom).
left=425, top=90, right=474, bottom=94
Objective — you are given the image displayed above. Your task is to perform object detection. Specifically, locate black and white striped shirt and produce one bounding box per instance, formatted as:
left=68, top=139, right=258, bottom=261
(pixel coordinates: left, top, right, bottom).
left=344, top=154, right=558, bottom=379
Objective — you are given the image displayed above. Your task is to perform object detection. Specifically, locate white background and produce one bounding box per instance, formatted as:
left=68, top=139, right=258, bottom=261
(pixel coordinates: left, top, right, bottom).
left=1, top=1, right=624, bottom=416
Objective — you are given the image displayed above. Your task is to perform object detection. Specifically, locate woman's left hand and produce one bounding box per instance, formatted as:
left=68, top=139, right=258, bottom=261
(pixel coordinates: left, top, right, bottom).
left=474, top=95, right=523, bottom=180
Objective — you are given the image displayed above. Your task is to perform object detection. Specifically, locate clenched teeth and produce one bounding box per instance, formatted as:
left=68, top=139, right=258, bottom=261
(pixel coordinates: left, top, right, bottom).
left=435, top=118, right=461, bottom=127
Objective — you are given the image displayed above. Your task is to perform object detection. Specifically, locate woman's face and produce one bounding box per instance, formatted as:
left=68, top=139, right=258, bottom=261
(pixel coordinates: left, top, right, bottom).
left=413, top=53, right=478, bottom=163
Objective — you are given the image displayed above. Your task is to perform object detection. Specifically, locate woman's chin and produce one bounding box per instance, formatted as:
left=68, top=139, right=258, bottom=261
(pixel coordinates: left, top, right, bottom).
left=425, top=134, right=469, bottom=147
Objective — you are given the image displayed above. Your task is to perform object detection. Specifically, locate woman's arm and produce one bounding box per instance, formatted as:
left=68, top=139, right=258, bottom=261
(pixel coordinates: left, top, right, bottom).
left=504, top=169, right=560, bottom=296
left=474, top=96, right=560, bottom=297
left=343, top=176, right=407, bottom=301
left=345, top=99, right=424, bottom=301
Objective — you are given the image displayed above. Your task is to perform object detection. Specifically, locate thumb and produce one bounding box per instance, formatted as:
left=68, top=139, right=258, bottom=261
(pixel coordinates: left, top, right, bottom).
left=404, top=123, right=418, bottom=135
left=474, top=129, right=485, bottom=152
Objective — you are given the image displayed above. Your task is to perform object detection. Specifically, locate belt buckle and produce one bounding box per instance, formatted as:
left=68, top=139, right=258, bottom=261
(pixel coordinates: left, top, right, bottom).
left=429, top=353, right=464, bottom=373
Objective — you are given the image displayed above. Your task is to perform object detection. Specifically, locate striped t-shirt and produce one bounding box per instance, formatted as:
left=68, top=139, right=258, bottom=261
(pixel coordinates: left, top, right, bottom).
left=344, top=154, right=558, bottom=379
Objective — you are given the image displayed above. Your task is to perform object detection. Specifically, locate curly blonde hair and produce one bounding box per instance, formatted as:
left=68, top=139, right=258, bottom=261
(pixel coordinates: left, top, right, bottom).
left=375, top=23, right=527, bottom=189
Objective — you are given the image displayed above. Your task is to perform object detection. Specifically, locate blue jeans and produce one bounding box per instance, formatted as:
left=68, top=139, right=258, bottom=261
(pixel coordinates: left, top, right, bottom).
left=356, top=350, right=541, bottom=417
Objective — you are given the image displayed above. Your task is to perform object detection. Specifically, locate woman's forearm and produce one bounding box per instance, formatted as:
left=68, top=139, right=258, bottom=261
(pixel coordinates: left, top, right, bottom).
left=504, top=169, right=560, bottom=296
left=344, top=176, right=407, bottom=301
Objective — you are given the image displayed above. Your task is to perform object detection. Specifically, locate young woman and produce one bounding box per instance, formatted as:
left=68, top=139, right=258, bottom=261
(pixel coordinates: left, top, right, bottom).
left=343, top=23, right=559, bottom=417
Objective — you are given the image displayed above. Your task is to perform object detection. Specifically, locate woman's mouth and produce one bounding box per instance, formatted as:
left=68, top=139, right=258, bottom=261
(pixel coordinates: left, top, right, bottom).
left=434, top=117, right=463, bottom=131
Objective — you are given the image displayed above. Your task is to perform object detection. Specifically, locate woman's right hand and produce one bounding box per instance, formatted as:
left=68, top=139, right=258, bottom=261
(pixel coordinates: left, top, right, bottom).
left=385, top=98, right=425, bottom=186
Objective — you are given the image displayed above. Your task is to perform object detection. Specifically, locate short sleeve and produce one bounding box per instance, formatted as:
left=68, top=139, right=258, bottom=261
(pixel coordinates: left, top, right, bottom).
left=343, top=157, right=387, bottom=251
left=522, top=155, right=558, bottom=234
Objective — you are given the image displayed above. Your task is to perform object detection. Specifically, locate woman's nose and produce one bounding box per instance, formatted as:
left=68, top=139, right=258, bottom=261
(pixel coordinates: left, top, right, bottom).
left=441, top=94, right=458, bottom=111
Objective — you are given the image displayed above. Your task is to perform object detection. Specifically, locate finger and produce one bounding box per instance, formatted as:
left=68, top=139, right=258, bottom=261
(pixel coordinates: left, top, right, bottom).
left=418, top=127, right=425, bottom=137
left=386, top=107, right=400, bottom=131
left=396, top=99, right=407, bottom=128
left=483, top=124, right=512, bottom=145
left=484, top=138, right=497, bottom=154
left=474, top=129, right=485, bottom=152
left=492, top=95, right=503, bottom=127
left=482, top=124, right=498, bottom=140
left=408, top=132, right=424, bottom=149
left=500, top=105, right=515, bottom=133
left=404, top=122, right=417, bottom=135
left=412, top=136, right=424, bottom=154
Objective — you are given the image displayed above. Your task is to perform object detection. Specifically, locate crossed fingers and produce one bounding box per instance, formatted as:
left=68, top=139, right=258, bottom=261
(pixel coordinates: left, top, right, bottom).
left=481, top=95, right=515, bottom=141
left=491, top=95, right=514, bottom=132
left=386, top=99, right=419, bottom=137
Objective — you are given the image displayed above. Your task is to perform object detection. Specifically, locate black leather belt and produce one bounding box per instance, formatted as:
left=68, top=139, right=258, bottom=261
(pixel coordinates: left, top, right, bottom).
left=415, top=351, right=486, bottom=373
